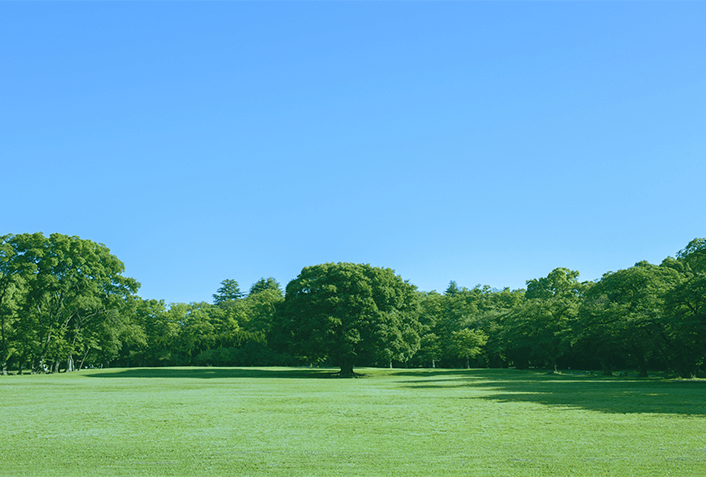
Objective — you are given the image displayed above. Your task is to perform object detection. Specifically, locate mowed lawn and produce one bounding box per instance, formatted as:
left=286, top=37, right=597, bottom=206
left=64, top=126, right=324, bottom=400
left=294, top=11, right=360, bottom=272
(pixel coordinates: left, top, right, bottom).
left=1, top=368, right=705, bottom=476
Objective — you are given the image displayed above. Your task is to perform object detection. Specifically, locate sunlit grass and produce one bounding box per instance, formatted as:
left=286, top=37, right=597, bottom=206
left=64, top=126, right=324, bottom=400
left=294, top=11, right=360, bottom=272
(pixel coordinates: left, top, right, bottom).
left=1, top=367, right=705, bottom=476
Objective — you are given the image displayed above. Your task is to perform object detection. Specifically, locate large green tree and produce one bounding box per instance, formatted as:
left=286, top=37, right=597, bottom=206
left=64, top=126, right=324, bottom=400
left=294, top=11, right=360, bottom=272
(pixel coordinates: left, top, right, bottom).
left=2, top=233, right=139, bottom=372
left=501, top=268, right=581, bottom=371
left=274, top=263, right=421, bottom=376
left=450, top=328, right=488, bottom=368
left=414, top=291, right=443, bottom=368
left=579, top=261, right=679, bottom=377
left=659, top=239, right=706, bottom=377
left=0, top=236, right=27, bottom=375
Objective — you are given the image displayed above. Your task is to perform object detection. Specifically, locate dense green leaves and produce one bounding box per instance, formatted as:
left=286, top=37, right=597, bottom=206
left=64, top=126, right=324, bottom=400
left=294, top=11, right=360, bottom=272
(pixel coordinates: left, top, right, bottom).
left=450, top=328, right=488, bottom=368
left=213, top=279, right=243, bottom=305
left=0, top=233, right=139, bottom=373
left=578, top=262, right=680, bottom=376
left=3, top=233, right=705, bottom=377
left=274, top=263, right=421, bottom=375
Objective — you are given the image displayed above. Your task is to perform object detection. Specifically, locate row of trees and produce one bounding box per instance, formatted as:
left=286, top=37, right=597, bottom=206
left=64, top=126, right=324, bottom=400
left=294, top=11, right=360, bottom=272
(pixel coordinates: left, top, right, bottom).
left=2, top=233, right=704, bottom=377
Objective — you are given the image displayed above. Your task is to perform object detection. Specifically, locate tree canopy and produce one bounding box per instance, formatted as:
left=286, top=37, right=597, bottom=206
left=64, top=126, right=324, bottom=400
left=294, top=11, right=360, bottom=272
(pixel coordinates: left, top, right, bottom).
left=0, top=233, right=139, bottom=374
left=274, top=263, right=421, bottom=376
left=2, top=233, right=706, bottom=378
left=213, top=279, right=243, bottom=305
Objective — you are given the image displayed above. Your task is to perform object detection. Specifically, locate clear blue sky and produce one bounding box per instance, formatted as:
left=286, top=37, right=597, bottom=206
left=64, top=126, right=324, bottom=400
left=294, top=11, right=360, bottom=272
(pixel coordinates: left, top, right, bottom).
left=3, top=2, right=704, bottom=304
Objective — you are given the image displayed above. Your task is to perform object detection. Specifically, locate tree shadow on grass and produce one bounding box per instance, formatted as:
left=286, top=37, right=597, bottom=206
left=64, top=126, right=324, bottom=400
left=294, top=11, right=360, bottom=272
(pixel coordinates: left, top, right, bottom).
left=394, top=369, right=706, bottom=416
left=86, top=367, right=343, bottom=380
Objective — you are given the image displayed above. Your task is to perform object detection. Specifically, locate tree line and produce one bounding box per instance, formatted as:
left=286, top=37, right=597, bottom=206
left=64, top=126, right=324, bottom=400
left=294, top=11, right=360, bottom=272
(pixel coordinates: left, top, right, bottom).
left=1, top=233, right=704, bottom=377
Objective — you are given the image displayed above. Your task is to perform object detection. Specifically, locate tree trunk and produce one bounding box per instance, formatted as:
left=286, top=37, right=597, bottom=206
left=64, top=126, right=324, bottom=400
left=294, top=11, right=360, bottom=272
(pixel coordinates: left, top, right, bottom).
left=676, top=361, right=697, bottom=379
left=636, top=355, right=648, bottom=378
left=33, top=358, right=44, bottom=374
left=78, top=347, right=90, bottom=370
left=680, top=369, right=696, bottom=379
left=1, top=312, right=7, bottom=376
left=339, top=357, right=354, bottom=377
left=599, top=358, right=613, bottom=376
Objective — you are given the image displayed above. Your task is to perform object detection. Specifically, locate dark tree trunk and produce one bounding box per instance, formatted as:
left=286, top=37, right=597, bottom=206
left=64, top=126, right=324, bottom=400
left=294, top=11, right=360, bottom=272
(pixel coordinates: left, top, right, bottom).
left=339, top=357, right=354, bottom=377
left=636, top=355, right=649, bottom=378
left=680, top=369, right=696, bottom=379
left=599, top=358, right=613, bottom=376
left=676, top=361, right=697, bottom=379
left=78, top=347, right=90, bottom=370
left=515, top=357, right=529, bottom=370
left=1, top=313, right=7, bottom=376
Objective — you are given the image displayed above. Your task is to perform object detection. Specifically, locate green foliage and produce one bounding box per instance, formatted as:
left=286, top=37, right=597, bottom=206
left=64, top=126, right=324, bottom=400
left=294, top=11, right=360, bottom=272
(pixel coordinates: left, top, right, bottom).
left=3, top=233, right=706, bottom=377
left=0, top=233, right=139, bottom=373
left=498, top=268, right=581, bottom=371
left=662, top=274, right=706, bottom=377
left=275, top=263, right=421, bottom=375
left=213, top=279, right=243, bottom=305
left=114, top=278, right=288, bottom=368
left=450, top=328, right=488, bottom=368
left=249, top=277, right=282, bottom=297
left=526, top=267, right=581, bottom=300
left=677, top=238, right=706, bottom=274
left=577, top=261, right=682, bottom=376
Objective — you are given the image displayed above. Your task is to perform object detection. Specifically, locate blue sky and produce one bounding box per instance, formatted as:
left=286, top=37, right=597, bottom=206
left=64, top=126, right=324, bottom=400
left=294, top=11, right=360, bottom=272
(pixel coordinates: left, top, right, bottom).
left=2, top=2, right=704, bottom=304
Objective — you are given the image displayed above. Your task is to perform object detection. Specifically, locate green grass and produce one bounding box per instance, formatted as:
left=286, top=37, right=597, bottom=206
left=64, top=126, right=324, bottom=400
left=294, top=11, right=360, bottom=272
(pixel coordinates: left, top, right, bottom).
left=1, top=367, right=705, bottom=476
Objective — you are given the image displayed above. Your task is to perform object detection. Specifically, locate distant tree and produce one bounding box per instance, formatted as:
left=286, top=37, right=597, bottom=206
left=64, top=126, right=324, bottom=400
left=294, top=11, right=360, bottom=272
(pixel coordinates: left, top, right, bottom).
left=249, top=277, right=282, bottom=297
left=245, top=286, right=284, bottom=340
left=450, top=328, right=488, bottom=368
left=445, top=281, right=461, bottom=297
left=436, top=284, right=482, bottom=366
left=477, top=287, right=525, bottom=368
left=0, top=235, right=27, bottom=375
left=171, top=303, right=217, bottom=364
left=274, top=263, right=421, bottom=376
left=676, top=238, right=706, bottom=274
left=659, top=239, right=706, bottom=378
left=213, top=279, right=243, bottom=305
left=502, top=268, right=581, bottom=372
left=662, top=273, right=706, bottom=378
left=579, top=262, right=679, bottom=377
left=575, top=281, right=624, bottom=375
left=414, top=291, right=444, bottom=367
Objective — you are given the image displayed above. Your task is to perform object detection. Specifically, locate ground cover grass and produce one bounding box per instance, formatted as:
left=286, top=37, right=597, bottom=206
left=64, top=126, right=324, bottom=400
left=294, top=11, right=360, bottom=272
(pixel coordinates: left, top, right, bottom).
left=1, top=367, right=705, bottom=476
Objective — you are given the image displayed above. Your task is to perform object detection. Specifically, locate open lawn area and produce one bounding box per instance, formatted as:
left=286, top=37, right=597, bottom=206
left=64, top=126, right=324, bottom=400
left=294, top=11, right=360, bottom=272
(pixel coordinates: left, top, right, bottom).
left=1, top=367, right=705, bottom=476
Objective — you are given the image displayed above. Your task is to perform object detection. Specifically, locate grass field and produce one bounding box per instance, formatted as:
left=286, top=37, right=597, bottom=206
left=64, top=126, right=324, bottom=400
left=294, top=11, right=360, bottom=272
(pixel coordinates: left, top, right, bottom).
left=1, top=367, right=705, bottom=476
